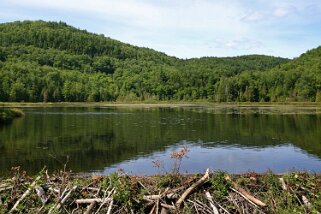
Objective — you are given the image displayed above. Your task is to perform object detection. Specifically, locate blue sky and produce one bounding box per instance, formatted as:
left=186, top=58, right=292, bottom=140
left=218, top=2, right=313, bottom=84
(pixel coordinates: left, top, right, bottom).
left=1, top=0, right=321, bottom=59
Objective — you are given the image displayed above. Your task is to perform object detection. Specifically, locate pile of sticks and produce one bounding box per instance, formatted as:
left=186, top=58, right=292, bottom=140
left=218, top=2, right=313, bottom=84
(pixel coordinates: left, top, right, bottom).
left=0, top=167, right=320, bottom=213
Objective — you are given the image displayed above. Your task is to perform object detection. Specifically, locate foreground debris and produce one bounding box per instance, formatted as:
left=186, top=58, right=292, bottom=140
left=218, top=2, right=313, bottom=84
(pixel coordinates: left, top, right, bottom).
left=1, top=167, right=321, bottom=213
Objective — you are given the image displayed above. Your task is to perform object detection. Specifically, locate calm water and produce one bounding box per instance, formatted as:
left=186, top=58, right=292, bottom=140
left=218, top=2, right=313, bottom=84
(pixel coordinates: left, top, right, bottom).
left=0, top=106, right=321, bottom=176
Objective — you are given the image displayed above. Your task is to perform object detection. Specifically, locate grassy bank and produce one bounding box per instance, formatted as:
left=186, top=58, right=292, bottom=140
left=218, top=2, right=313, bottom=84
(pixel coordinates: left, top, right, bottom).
left=0, top=168, right=320, bottom=213
left=1, top=101, right=321, bottom=108
left=0, top=108, right=24, bottom=124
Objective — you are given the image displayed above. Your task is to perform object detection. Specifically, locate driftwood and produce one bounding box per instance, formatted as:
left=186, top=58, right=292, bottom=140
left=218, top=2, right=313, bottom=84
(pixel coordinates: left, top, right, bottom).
left=205, top=191, right=220, bottom=214
left=176, top=168, right=210, bottom=208
left=225, top=175, right=267, bottom=207
left=9, top=176, right=41, bottom=213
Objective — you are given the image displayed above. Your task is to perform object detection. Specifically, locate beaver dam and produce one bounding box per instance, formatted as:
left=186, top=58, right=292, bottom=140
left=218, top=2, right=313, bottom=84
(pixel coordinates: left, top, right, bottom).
left=0, top=166, right=320, bottom=213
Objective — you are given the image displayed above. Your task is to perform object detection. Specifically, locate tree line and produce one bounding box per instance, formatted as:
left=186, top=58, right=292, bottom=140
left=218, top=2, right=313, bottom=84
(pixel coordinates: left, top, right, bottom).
left=0, top=20, right=320, bottom=102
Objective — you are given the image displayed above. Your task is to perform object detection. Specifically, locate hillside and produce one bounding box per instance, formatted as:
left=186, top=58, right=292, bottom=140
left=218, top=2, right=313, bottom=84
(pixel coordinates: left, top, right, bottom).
left=1, top=20, right=320, bottom=102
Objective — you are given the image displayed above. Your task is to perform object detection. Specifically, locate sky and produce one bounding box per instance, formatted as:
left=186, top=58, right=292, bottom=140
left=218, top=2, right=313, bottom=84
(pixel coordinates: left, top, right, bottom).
left=1, top=0, right=321, bottom=59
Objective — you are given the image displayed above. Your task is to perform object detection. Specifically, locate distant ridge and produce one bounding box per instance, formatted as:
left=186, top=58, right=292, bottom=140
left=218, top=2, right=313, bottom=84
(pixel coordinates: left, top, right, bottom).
left=0, top=20, right=320, bottom=102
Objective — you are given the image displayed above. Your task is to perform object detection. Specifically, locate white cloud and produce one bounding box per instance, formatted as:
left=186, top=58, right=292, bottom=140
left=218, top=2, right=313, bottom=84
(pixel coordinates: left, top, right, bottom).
left=1, top=0, right=321, bottom=58
left=214, top=38, right=263, bottom=50
left=6, top=0, right=247, bottom=32
left=8, top=0, right=162, bottom=25
left=273, top=6, right=297, bottom=17
left=242, top=11, right=265, bottom=22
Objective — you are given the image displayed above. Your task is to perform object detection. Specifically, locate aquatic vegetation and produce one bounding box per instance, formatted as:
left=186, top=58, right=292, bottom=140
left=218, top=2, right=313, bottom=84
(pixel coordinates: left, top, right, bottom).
left=0, top=108, right=24, bottom=124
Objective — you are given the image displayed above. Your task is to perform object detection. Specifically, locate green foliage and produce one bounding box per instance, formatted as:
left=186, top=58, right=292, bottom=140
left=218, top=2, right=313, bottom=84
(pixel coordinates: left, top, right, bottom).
left=210, top=171, right=231, bottom=200
left=0, top=20, right=320, bottom=103
left=156, top=173, right=182, bottom=188
left=108, top=173, right=143, bottom=210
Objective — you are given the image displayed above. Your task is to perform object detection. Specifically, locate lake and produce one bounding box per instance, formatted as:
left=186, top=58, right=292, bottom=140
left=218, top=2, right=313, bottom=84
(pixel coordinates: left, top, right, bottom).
left=0, top=105, right=321, bottom=176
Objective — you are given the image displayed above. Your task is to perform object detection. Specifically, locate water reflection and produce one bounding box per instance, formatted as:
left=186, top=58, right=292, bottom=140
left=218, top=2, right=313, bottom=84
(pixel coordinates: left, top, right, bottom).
left=0, top=107, right=320, bottom=176
left=100, top=142, right=321, bottom=175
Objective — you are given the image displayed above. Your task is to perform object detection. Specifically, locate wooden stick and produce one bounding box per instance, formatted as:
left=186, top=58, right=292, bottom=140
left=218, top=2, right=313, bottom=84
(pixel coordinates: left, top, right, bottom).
left=230, top=187, right=258, bottom=208
left=149, top=203, right=156, bottom=214
left=205, top=191, right=219, bottom=214
left=76, top=198, right=111, bottom=204
left=84, top=201, right=96, bottom=214
left=211, top=197, right=231, bottom=214
left=302, top=196, right=311, bottom=208
left=58, top=185, right=77, bottom=209
left=144, top=195, right=162, bottom=200
left=49, top=185, right=77, bottom=213
left=143, top=193, right=179, bottom=201
left=195, top=199, right=215, bottom=214
left=0, top=186, right=13, bottom=192
left=225, top=175, right=266, bottom=207
left=95, top=188, right=114, bottom=214
left=176, top=168, right=210, bottom=208
left=9, top=176, right=41, bottom=213
left=107, top=198, right=114, bottom=214
left=0, top=183, right=12, bottom=188
left=187, top=199, right=213, bottom=214
left=160, top=203, right=176, bottom=210
left=156, top=199, right=160, bottom=214
left=228, top=194, right=242, bottom=214
left=48, top=187, right=60, bottom=194
left=279, top=178, right=287, bottom=191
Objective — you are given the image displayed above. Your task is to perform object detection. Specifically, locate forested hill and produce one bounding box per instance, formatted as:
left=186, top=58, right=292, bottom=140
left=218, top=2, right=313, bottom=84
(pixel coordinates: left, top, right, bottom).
left=0, top=20, right=320, bottom=102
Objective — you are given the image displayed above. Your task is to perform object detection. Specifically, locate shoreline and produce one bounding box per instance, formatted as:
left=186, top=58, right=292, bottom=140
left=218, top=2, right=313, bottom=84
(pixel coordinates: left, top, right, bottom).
left=1, top=101, right=321, bottom=108
left=1, top=168, right=320, bottom=213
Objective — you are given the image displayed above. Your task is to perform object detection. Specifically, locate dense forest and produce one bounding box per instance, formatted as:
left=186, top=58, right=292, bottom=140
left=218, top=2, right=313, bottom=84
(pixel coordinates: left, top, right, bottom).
left=0, top=20, right=320, bottom=102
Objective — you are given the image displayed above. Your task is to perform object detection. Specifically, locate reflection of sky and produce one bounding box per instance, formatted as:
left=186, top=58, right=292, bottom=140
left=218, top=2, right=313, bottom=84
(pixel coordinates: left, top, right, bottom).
left=97, top=142, right=321, bottom=175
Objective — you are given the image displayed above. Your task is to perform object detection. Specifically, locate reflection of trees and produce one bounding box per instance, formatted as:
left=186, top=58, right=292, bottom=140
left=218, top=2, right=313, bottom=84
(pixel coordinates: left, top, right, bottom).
left=0, top=107, right=320, bottom=175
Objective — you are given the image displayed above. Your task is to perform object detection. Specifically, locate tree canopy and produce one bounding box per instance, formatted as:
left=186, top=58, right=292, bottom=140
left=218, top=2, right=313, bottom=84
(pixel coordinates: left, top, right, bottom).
left=1, top=20, right=320, bottom=102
